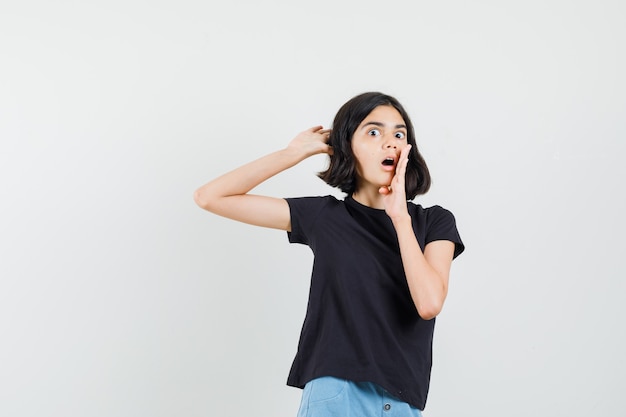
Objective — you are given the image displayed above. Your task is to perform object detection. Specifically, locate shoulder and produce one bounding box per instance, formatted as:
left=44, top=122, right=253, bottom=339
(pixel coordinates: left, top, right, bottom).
left=285, top=195, right=340, bottom=204
left=410, top=202, right=464, bottom=258
left=285, top=195, right=344, bottom=219
left=285, top=195, right=341, bottom=210
left=409, top=202, right=456, bottom=222
left=285, top=195, right=344, bottom=243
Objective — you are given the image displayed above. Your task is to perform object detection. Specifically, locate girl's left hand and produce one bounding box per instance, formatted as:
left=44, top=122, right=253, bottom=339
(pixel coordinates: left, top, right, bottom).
left=380, top=144, right=411, bottom=220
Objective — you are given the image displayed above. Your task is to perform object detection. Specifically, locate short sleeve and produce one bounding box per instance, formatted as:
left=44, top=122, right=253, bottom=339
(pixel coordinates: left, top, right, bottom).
left=285, top=196, right=335, bottom=245
left=425, top=205, right=465, bottom=259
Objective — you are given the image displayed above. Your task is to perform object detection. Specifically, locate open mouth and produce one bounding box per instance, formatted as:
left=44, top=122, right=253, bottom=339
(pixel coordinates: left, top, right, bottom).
left=382, top=157, right=395, bottom=166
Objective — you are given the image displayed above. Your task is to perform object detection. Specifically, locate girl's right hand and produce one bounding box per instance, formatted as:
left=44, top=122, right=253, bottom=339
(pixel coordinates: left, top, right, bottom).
left=287, top=126, right=333, bottom=158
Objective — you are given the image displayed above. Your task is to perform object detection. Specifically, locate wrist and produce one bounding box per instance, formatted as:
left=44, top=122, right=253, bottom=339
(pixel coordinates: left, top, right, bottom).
left=390, top=213, right=412, bottom=228
left=281, top=146, right=310, bottom=163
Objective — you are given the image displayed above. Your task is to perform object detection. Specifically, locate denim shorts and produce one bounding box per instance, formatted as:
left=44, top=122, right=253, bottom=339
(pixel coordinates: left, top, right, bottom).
left=297, top=376, right=423, bottom=417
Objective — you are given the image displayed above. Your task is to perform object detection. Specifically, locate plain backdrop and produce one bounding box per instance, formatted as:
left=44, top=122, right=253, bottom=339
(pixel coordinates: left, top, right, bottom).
left=1, top=1, right=624, bottom=416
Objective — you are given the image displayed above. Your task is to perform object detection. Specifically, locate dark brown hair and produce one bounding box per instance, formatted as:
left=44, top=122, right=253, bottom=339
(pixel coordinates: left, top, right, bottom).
left=318, top=92, right=431, bottom=199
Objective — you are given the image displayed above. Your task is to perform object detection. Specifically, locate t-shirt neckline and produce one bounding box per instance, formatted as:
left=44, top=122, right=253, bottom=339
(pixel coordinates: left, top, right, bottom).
left=345, top=195, right=388, bottom=214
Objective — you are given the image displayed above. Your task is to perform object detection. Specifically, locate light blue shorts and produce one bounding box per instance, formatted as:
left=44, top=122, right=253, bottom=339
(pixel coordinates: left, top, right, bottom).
left=297, top=376, right=423, bottom=417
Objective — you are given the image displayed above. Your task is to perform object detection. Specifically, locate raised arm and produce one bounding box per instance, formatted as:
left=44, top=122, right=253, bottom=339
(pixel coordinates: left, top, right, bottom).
left=193, top=126, right=332, bottom=231
left=381, top=145, right=455, bottom=320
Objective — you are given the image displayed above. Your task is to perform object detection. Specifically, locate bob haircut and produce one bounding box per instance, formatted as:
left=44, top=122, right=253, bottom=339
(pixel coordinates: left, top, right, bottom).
left=318, top=92, right=431, bottom=200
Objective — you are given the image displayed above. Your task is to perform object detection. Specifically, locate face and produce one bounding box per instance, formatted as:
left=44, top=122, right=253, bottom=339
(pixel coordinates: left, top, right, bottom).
left=351, top=105, right=408, bottom=190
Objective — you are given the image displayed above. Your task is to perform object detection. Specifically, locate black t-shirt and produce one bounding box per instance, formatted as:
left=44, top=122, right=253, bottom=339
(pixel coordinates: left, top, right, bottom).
left=285, top=195, right=464, bottom=410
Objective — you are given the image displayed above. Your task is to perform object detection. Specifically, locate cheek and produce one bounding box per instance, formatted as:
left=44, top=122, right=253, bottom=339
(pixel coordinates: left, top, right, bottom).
left=352, top=155, right=365, bottom=173
left=351, top=152, right=368, bottom=177
left=352, top=151, right=371, bottom=171
left=351, top=140, right=378, bottom=168
left=350, top=145, right=363, bottom=164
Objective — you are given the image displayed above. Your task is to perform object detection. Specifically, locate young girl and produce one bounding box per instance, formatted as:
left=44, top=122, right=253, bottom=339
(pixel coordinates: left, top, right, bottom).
left=194, top=92, right=464, bottom=416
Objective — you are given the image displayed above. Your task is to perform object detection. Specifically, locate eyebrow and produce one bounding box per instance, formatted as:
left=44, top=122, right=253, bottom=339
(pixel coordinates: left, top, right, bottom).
left=361, top=121, right=407, bottom=130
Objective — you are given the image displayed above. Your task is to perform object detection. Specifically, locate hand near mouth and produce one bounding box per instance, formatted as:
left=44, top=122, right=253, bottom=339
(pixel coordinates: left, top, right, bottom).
left=380, top=145, right=412, bottom=220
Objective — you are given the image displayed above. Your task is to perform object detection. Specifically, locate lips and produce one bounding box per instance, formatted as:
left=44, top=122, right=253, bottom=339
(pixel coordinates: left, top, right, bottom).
left=381, top=155, right=398, bottom=169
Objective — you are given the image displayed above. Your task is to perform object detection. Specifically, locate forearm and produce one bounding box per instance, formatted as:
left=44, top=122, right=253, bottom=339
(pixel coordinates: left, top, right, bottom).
left=194, top=147, right=305, bottom=208
left=392, top=215, right=448, bottom=320
left=193, top=126, right=331, bottom=230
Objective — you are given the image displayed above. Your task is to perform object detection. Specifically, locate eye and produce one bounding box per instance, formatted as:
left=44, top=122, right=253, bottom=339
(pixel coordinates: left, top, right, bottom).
left=368, top=128, right=381, bottom=137
left=395, top=132, right=406, bottom=139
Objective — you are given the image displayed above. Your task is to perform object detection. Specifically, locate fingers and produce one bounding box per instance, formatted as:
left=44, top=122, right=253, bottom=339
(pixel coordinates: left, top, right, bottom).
left=316, top=127, right=332, bottom=144
left=396, top=144, right=411, bottom=178
left=379, top=185, right=390, bottom=195
left=308, top=126, right=332, bottom=138
left=304, top=126, right=333, bottom=155
left=381, top=145, right=411, bottom=197
left=310, top=126, right=331, bottom=134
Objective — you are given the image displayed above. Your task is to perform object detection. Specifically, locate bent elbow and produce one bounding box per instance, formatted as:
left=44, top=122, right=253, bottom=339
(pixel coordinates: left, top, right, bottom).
left=193, top=188, right=213, bottom=211
left=418, top=310, right=441, bottom=321
left=417, top=301, right=444, bottom=321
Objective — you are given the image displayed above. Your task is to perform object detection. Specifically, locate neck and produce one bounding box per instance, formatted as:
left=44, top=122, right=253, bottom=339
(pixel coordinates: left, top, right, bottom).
left=351, top=188, right=385, bottom=209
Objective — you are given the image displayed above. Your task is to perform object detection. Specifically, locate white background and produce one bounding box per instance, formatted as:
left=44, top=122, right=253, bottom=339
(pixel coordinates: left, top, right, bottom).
left=1, top=1, right=624, bottom=416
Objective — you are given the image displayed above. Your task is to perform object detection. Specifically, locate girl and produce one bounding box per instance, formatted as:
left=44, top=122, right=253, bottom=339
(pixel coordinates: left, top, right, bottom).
left=194, top=92, right=464, bottom=416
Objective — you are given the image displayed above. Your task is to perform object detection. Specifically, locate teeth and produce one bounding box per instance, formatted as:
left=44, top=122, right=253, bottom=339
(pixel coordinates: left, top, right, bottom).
left=382, top=158, right=394, bottom=166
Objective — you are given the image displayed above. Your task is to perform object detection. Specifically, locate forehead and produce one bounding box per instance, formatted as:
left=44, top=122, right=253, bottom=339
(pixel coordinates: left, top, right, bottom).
left=359, top=105, right=405, bottom=126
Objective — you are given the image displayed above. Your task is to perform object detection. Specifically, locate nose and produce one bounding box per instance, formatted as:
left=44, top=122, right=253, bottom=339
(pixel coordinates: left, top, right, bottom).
left=383, top=134, right=397, bottom=149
